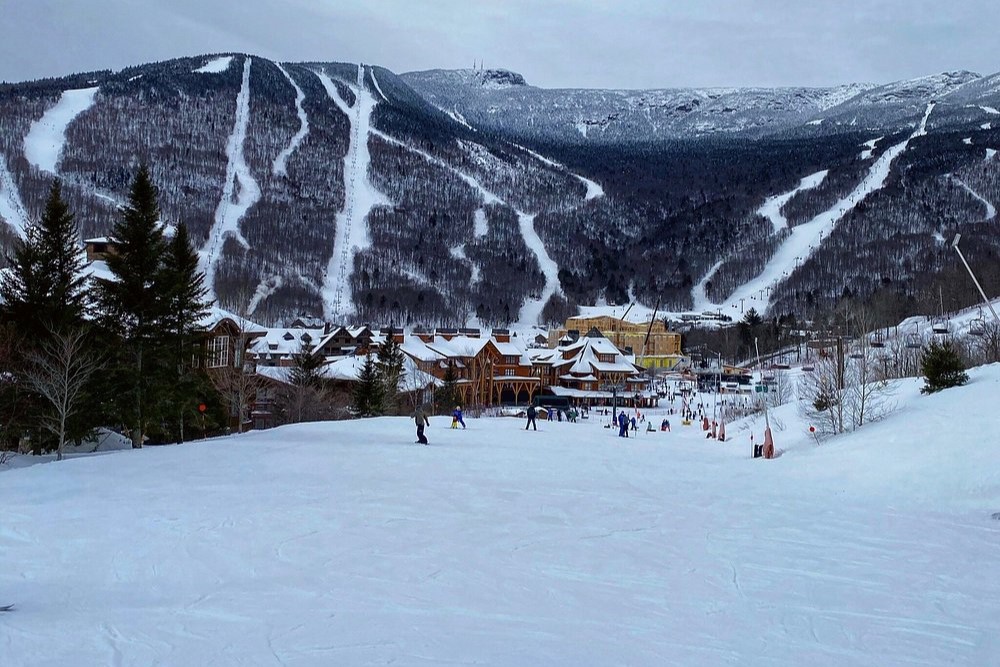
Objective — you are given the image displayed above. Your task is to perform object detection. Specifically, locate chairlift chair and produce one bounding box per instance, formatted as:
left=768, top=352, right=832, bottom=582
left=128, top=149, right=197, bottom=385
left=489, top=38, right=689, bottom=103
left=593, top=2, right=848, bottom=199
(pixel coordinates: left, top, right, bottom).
left=931, top=317, right=950, bottom=335
left=969, top=317, right=986, bottom=337
left=905, top=333, right=922, bottom=349
left=802, top=364, right=814, bottom=372
left=848, top=351, right=864, bottom=360
left=870, top=332, right=885, bottom=348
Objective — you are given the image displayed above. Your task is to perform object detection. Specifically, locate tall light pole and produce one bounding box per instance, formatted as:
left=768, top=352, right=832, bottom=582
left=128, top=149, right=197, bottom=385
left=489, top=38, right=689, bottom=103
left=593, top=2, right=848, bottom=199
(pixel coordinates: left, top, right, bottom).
left=952, top=234, right=1000, bottom=326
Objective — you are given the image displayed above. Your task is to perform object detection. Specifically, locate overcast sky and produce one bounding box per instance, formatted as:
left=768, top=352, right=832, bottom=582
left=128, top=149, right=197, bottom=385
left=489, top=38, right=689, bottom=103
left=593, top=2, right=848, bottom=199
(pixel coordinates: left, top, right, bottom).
left=3, top=0, right=999, bottom=89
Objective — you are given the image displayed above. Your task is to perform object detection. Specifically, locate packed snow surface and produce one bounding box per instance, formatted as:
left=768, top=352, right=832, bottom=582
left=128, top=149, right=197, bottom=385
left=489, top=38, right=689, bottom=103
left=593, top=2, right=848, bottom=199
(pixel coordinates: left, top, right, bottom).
left=194, top=56, right=233, bottom=74
left=23, top=87, right=99, bottom=174
left=2, top=367, right=999, bottom=665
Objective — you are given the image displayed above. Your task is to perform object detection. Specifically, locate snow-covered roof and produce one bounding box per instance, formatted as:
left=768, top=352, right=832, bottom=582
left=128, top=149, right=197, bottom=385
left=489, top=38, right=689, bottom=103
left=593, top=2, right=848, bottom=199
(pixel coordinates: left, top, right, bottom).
left=427, top=335, right=492, bottom=358
left=249, top=327, right=326, bottom=356
left=199, top=307, right=268, bottom=334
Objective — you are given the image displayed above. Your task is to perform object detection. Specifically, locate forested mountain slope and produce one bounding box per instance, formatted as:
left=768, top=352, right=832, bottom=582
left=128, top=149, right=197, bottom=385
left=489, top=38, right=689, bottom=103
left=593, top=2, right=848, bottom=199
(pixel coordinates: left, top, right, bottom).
left=2, top=55, right=1000, bottom=327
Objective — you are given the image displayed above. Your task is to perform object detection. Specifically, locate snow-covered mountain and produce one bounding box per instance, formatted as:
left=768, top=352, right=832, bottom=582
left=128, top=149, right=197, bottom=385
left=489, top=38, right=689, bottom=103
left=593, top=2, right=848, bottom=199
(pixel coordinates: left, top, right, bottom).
left=2, top=55, right=1000, bottom=326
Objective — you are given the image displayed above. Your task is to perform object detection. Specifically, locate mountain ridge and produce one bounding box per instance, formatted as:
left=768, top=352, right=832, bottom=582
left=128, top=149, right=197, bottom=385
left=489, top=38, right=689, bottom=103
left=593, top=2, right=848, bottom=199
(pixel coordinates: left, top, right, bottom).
left=2, top=53, right=1000, bottom=328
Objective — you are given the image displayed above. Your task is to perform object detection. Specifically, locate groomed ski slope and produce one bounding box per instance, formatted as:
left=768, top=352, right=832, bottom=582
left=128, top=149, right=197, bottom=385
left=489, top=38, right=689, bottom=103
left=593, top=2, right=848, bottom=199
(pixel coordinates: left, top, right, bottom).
left=2, top=365, right=999, bottom=665
left=315, top=67, right=390, bottom=321
left=758, top=170, right=828, bottom=234
left=198, top=57, right=260, bottom=303
left=272, top=63, right=309, bottom=177
left=23, top=86, right=100, bottom=174
left=695, top=102, right=936, bottom=315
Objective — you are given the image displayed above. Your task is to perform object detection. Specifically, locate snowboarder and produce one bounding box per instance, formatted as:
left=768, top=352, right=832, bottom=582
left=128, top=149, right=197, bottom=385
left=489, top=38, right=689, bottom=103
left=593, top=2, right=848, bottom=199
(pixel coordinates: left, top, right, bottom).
left=413, top=405, right=430, bottom=444
left=525, top=405, right=538, bottom=430
left=452, top=405, right=466, bottom=429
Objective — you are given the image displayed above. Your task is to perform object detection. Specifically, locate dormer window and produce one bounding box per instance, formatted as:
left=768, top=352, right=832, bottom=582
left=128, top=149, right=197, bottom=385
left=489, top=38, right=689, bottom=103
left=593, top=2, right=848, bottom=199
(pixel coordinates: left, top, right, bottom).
left=301, top=333, right=312, bottom=343
left=282, top=332, right=294, bottom=341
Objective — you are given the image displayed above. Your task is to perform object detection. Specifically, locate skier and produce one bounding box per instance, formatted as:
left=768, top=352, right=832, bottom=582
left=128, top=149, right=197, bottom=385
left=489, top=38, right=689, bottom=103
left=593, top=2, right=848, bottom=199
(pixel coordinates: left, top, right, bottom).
left=525, top=404, right=538, bottom=430
left=618, top=411, right=629, bottom=438
left=452, top=405, right=466, bottom=429
left=413, top=405, right=430, bottom=444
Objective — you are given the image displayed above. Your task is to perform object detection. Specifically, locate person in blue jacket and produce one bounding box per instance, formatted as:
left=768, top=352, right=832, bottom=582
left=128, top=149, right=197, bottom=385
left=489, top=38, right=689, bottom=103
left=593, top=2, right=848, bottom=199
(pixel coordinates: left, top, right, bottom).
left=452, top=405, right=466, bottom=429
left=617, top=411, right=629, bottom=438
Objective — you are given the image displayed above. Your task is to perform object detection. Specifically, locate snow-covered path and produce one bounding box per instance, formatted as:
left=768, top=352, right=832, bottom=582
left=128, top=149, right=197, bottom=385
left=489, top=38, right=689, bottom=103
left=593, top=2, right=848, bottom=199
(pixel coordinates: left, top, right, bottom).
left=516, top=212, right=563, bottom=324
left=23, top=86, right=99, bottom=174
left=698, top=103, right=935, bottom=315
left=0, top=156, right=30, bottom=237
left=272, top=63, right=309, bottom=177
left=758, top=170, right=828, bottom=234
left=952, top=176, right=997, bottom=222
left=2, top=366, right=1000, bottom=666
left=315, top=66, right=390, bottom=320
left=198, top=57, right=260, bottom=303
left=513, top=142, right=605, bottom=200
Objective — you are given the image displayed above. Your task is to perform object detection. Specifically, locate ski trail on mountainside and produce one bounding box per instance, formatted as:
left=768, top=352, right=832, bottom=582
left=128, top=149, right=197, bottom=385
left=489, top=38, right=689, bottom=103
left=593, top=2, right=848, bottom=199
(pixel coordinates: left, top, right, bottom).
left=0, top=156, right=30, bottom=238
left=758, top=170, right=828, bottom=234
left=951, top=176, right=997, bottom=222
left=24, top=87, right=99, bottom=174
left=199, top=57, right=261, bottom=303
left=314, top=66, right=390, bottom=321
left=272, top=64, right=309, bottom=177
left=695, top=102, right=935, bottom=315
left=512, top=142, right=605, bottom=200
left=370, top=128, right=565, bottom=326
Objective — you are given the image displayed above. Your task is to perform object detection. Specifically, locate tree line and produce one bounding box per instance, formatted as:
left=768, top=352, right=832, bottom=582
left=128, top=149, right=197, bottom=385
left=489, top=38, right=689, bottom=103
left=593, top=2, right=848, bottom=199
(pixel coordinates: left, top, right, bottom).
left=1, top=167, right=216, bottom=457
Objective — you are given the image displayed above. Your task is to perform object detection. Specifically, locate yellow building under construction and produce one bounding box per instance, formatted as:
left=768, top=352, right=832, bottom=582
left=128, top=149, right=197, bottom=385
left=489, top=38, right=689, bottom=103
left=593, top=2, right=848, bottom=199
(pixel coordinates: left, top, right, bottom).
left=549, top=316, right=686, bottom=370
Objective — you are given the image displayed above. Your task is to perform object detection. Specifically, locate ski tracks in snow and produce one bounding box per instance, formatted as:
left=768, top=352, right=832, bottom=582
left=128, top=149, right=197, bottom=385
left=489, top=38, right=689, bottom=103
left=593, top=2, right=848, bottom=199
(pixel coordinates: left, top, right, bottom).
left=698, top=102, right=936, bottom=314
left=199, top=57, right=261, bottom=303
left=272, top=64, right=309, bottom=178
left=315, top=66, right=390, bottom=321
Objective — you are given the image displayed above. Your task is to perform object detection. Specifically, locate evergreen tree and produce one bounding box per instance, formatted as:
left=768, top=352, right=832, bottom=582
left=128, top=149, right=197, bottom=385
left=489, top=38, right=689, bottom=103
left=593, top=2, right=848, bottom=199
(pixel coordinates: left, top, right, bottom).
left=376, top=332, right=405, bottom=415
left=0, top=180, right=87, bottom=339
left=159, top=223, right=212, bottom=442
left=0, top=180, right=100, bottom=449
left=352, top=354, right=384, bottom=417
left=434, top=361, right=459, bottom=410
left=99, top=165, right=170, bottom=447
left=920, top=340, right=969, bottom=394
left=289, top=343, right=324, bottom=389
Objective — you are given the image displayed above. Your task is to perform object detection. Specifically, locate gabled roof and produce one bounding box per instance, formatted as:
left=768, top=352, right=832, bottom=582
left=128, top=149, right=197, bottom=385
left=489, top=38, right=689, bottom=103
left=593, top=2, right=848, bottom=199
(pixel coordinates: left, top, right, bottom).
left=198, top=307, right=268, bottom=334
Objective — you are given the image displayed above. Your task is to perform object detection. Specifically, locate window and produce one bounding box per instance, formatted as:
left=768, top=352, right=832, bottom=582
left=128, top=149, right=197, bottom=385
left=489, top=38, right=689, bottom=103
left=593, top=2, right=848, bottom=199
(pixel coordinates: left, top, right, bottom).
left=208, top=335, right=230, bottom=368
left=504, top=369, right=515, bottom=377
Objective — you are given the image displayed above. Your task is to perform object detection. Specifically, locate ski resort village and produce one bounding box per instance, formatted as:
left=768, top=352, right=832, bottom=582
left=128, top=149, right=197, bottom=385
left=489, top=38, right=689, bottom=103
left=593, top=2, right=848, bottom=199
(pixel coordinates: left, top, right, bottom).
left=2, top=12, right=1000, bottom=665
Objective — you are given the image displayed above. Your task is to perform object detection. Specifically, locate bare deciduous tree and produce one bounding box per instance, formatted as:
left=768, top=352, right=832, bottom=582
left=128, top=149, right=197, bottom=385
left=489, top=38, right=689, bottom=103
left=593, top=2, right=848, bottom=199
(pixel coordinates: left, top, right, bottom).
left=22, top=328, right=103, bottom=461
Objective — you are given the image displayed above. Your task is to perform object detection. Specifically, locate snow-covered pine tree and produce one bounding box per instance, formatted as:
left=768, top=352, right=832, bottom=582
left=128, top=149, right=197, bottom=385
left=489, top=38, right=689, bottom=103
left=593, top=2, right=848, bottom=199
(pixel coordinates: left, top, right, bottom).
left=352, top=354, right=384, bottom=418
left=99, top=165, right=170, bottom=448
left=0, top=180, right=88, bottom=341
left=159, top=222, right=212, bottom=442
left=376, top=332, right=405, bottom=415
